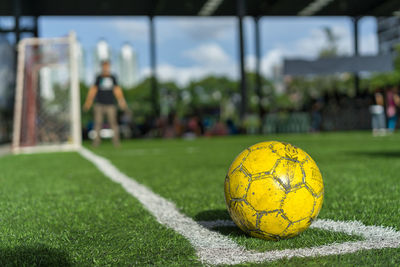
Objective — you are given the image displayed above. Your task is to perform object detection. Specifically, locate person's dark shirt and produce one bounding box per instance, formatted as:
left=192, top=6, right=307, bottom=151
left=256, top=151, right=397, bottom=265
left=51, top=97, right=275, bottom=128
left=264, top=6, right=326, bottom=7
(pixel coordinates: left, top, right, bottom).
left=95, top=74, right=118, bottom=105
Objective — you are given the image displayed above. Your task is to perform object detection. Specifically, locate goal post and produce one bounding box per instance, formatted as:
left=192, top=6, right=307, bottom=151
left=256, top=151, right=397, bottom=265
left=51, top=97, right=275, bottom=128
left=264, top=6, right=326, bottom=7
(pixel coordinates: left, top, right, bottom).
left=12, top=32, right=82, bottom=153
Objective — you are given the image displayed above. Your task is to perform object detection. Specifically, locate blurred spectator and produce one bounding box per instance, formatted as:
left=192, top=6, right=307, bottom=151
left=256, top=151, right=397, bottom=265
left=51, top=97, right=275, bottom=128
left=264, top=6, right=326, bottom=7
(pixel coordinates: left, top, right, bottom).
left=311, top=97, right=324, bottom=132
left=187, top=115, right=203, bottom=136
left=173, top=113, right=184, bottom=137
left=369, top=88, right=386, bottom=136
left=208, top=120, right=228, bottom=136
left=163, top=113, right=182, bottom=138
left=155, top=117, right=167, bottom=137
left=385, top=87, right=400, bottom=133
left=226, top=119, right=239, bottom=135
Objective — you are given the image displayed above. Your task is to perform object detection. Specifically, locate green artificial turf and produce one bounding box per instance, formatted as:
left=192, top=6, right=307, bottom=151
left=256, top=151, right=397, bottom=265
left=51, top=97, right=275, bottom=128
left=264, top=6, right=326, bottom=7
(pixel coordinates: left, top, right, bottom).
left=1, top=132, right=400, bottom=266
left=91, top=132, right=400, bottom=266
left=0, top=153, right=198, bottom=266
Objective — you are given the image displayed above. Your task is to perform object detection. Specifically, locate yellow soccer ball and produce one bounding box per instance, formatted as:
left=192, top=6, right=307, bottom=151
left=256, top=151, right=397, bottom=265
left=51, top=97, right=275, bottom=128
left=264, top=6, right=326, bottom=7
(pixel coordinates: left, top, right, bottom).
left=224, top=141, right=324, bottom=240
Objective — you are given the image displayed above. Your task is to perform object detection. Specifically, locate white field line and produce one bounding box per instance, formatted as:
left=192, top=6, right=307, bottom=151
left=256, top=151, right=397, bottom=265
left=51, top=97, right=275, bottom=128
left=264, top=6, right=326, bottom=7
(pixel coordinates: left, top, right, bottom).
left=79, top=147, right=400, bottom=265
left=78, top=148, right=242, bottom=255
left=198, top=219, right=400, bottom=264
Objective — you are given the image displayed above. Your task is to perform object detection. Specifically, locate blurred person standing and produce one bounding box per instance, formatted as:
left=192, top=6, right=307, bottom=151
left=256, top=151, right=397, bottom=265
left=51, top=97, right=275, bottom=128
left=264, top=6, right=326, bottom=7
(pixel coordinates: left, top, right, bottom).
left=385, top=87, right=400, bottom=133
left=311, top=97, right=324, bottom=132
left=83, top=60, right=127, bottom=146
left=369, top=88, right=386, bottom=136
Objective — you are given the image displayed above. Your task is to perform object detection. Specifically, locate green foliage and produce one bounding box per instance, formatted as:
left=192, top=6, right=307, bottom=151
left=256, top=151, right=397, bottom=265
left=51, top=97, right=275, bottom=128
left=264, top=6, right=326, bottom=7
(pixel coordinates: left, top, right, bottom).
left=80, top=82, right=92, bottom=127
left=186, top=76, right=238, bottom=111
left=318, top=27, right=340, bottom=58
left=124, top=78, right=155, bottom=123
left=122, top=74, right=275, bottom=124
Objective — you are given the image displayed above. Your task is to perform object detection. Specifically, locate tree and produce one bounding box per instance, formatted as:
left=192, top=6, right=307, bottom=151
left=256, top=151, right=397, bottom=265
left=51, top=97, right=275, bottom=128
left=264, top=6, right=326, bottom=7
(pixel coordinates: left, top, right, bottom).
left=318, top=27, right=340, bottom=58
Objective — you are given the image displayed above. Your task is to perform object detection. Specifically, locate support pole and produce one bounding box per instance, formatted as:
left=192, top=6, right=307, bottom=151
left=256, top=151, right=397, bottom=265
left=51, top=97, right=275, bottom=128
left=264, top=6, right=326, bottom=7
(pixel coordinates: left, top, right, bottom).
left=254, top=16, right=264, bottom=133
left=149, top=16, right=159, bottom=117
left=352, top=16, right=360, bottom=96
left=13, top=0, right=21, bottom=44
left=12, top=0, right=22, bottom=142
left=237, top=0, right=247, bottom=120
left=33, top=16, right=39, bottom=38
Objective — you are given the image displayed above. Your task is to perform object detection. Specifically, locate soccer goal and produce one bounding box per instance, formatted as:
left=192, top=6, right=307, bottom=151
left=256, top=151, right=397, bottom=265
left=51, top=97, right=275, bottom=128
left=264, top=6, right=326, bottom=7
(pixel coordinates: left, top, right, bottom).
left=12, top=32, right=81, bottom=153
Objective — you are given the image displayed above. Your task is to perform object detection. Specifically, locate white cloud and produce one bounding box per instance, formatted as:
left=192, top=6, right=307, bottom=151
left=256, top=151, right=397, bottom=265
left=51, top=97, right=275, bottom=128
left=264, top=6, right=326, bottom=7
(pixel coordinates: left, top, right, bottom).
left=246, top=49, right=283, bottom=77
left=140, top=63, right=236, bottom=86
left=360, top=33, right=378, bottom=55
left=280, top=26, right=352, bottom=59
left=331, top=25, right=352, bottom=55
left=183, top=43, right=231, bottom=66
left=140, top=44, right=284, bottom=86
left=108, top=19, right=148, bottom=41
left=108, top=17, right=234, bottom=44
left=279, top=25, right=377, bottom=58
left=173, top=17, right=234, bottom=41
left=140, top=42, right=237, bottom=86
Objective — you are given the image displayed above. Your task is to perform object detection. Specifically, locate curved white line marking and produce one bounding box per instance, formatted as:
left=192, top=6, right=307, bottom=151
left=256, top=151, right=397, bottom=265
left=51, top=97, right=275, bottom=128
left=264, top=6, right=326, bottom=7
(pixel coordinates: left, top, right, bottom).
left=80, top=148, right=400, bottom=265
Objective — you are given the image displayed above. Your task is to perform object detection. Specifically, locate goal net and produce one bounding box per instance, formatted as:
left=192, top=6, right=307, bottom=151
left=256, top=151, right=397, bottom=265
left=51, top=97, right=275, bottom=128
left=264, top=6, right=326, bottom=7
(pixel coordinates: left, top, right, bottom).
left=12, top=32, right=81, bottom=153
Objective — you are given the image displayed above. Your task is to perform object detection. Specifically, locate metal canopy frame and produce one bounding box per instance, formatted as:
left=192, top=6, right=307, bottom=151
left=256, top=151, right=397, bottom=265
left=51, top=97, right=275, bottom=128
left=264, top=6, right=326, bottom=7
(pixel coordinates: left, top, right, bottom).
left=1, top=0, right=400, bottom=16
left=1, top=0, right=398, bottom=119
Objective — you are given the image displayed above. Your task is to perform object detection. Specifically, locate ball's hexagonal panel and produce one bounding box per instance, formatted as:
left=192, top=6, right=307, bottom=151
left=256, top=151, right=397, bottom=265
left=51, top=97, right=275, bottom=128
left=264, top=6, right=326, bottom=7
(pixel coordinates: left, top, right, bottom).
left=246, top=177, right=285, bottom=212
left=258, top=211, right=290, bottom=237
left=303, top=159, right=324, bottom=197
left=310, top=195, right=324, bottom=220
left=270, top=142, right=309, bottom=162
left=283, top=218, right=312, bottom=237
left=228, top=168, right=250, bottom=199
left=282, top=187, right=314, bottom=222
left=228, top=149, right=250, bottom=175
left=243, top=142, right=281, bottom=175
left=272, top=158, right=304, bottom=191
left=229, top=200, right=257, bottom=232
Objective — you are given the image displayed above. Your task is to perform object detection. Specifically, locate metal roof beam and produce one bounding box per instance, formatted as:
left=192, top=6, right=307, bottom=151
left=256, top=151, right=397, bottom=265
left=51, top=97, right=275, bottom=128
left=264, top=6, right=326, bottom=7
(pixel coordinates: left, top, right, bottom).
left=198, top=0, right=224, bottom=16
left=298, top=0, right=334, bottom=16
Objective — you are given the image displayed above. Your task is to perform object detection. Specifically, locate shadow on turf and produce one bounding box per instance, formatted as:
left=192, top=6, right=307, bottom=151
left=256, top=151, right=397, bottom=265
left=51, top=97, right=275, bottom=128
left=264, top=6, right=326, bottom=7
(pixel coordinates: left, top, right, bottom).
left=0, top=245, right=71, bottom=266
left=346, top=150, right=400, bottom=158
left=194, top=209, right=247, bottom=238
left=194, top=209, right=231, bottom=221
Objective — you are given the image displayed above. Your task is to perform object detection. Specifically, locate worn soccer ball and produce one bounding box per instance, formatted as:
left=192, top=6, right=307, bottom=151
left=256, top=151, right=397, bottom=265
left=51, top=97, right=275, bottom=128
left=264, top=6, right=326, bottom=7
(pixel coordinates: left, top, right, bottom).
left=224, top=141, right=324, bottom=240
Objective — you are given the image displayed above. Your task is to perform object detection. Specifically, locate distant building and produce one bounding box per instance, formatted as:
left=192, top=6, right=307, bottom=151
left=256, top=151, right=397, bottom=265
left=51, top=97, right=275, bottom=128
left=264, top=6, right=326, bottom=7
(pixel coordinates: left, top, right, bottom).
left=377, top=17, right=400, bottom=54
left=94, top=39, right=112, bottom=74
left=118, top=43, right=139, bottom=88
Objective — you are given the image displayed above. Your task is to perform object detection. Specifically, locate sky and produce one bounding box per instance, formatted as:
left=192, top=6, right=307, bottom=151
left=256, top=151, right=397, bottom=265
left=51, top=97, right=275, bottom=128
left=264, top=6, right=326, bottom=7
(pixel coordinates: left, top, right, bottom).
left=37, top=16, right=378, bottom=85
